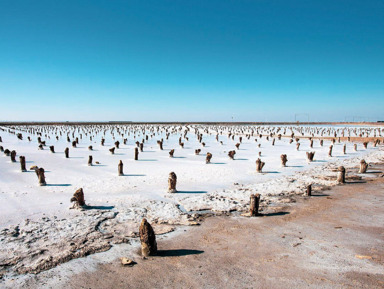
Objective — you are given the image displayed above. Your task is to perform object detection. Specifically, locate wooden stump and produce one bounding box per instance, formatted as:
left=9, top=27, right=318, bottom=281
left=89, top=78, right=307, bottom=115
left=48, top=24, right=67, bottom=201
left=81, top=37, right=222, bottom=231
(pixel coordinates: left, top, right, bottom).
left=10, top=150, right=16, bottom=162
left=101, top=138, right=105, bottom=146
left=320, top=139, right=323, bottom=146
left=354, top=144, right=357, bottom=151
left=235, top=143, right=240, bottom=150
left=140, top=143, right=143, bottom=152
left=343, top=144, right=346, bottom=154
left=363, top=142, right=368, bottom=149
left=115, top=141, right=120, bottom=149
left=169, top=149, right=175, bottom=158
left=206, top=152, right=212, bottom=164
left=280, top=154, right=288, bottom=167
left=228, top=150, right=236, bottom=160
left=306, top=184, right=312, bottom=196
left=272, top=138, right=275, bottom=146
left=19, top=156, right=27, bottom=172
left=118, top=160, right=124, bottom=176
left=337, top=166, right=345, bottom=184
left=35, top=167, right=46, bottom=186
left=49, top=146, right=55, bottom=153
left=88, top=155, right=93, bottom=166
left=358, top=159, right=368, bottom=173
left=195, top=149, right=201, bottom=155
left=88, top=145, right=93, bottom=151
left=65, top=147, right=69, bottom=158
left=168, top=172, right=177, bottom=193
left=249, top=194, right=260, bottom=216
left=296, top=143, right=300, bottom=151
left=328, top=145, right=333, bottom=157
left=71, top=188, right=85, bottom=208
left=72, top=141, right=77, bottom=148
left=256, top=158, right=265, bottom=173
left=306, top=151, right=315, bottom=162
left=109, top=147, right=115, bottom=154
left=310, top=139, right=313, bottom=148
left=134, top=147, right=139, bottom=160
left=139, top=218, right=157, bottom=257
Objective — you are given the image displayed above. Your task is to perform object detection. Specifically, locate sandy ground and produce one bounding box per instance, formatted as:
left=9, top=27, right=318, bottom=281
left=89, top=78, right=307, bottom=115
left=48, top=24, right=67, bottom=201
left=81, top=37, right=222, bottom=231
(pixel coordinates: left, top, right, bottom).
left=8, top=164, right=383, bottom=289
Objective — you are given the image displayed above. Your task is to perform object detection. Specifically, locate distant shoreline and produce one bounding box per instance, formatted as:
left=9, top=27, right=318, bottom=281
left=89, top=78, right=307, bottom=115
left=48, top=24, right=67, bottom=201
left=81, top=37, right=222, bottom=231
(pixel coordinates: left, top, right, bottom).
left=1, top=121, right=383, bottom=126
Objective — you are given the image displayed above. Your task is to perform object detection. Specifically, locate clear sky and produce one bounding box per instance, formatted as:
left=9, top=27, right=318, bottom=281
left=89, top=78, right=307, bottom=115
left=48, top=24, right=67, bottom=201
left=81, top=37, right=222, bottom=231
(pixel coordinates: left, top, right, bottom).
left=0, top=0, right=383, bottom=122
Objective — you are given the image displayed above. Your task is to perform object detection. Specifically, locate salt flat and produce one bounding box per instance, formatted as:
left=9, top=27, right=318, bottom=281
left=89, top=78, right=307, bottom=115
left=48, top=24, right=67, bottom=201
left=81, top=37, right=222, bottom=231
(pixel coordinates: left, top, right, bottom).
left=0, top=123, right=383, bottom=278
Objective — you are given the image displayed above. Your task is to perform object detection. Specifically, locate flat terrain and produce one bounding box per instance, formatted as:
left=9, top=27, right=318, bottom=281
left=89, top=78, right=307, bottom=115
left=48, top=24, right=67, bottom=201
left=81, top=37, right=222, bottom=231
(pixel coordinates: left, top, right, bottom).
left=72, top=171, right=384, bottom=289
left=12, top=165, right=383, bottom=289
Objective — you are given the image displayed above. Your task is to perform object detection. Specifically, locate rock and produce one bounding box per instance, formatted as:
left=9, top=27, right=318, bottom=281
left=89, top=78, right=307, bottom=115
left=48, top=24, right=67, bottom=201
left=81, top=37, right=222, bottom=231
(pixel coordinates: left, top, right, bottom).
left=121, top=257, right=136, bottom=266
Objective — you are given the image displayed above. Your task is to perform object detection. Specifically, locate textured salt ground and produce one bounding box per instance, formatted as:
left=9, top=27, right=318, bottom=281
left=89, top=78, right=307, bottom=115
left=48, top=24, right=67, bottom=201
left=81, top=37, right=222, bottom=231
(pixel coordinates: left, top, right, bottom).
left=0, top=124, right=383, bottom=282
left=5, top=165, right=384, bottom=289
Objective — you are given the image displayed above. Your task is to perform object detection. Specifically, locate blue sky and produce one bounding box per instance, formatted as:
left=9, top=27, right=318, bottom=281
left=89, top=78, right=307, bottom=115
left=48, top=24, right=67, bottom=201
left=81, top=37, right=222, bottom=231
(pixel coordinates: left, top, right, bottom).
left=0, top=0, right=383, bottom=122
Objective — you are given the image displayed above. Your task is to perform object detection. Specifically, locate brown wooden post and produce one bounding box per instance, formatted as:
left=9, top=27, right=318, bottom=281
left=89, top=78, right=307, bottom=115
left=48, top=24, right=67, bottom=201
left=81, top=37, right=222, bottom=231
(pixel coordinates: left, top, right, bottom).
left=19, top=156, right=27, bottom=172
left=65, top=147, right=69, bottom=158
left=206, top=152, right=212, bottom=164
left=168, top=172, right=177, bottom=193
left=256, top=158, right=265, bottom=173
left=337, top=166, right=345, bottom=184
left=71, top=188, right=85, bottom=208
left=88, top=155, right=93, bottom=166
left=118, top=160, right=124, bottom=176
left=139, top=218, right=157, bottom=257
left=358, top=159, right=368, bottom=173
left=280, top=154, right=288, bottom=167
left=249, top=194, right=260, bottom=216
left=135, top=147, right=139, bottom=160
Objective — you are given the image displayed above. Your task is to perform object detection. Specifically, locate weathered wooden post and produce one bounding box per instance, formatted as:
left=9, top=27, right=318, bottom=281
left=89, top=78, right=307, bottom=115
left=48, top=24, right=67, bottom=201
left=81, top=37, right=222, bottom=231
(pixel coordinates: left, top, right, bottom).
left=118, top=160, right=124, bottom=176
left=36, top=167, right=46, bottom=186
left=65, top=147, right=69, bottom=158
left=256, top=158, right=265, bottom=173
left=195, top=149, right=201, bottom=155
left=88, top=155, right=93, bottom=166
left=354, top=144, right=357, bottom=151
left=71, top=188, right=85, bottom=208
left=343, top=144, right=346, bottom=154
left=280, top=154, right=288, bottom=167
left=72, top=141, right=77, bottom=148
left=101, top=138, right=105, bottom=146
left=140, top=142, right=143, bottom=152
left=249, top=194, right=260, bottom=216
left=306, top=151, right=315, bottom=162
left=19, top=156, right=27, bottom=172
left=88, top=145, right=93, bottom=151
left=10, top=150, right=16, bottom=162
left=337, top=166, right=345, bottom=184
left=306, top=184, right=312, bottom=196
left=206, top=152, right=212, bottom=164
left=296, top=143, right=300, bottom=151
left=358, top=159, right=368, bottom=173
left=109, top=147, right=115, bottom=154
left=228, top=150, right=236, bottom=160
left=49, top=146, right=55, bottom=153
left=115, top=141, right=120, bottom=149
left=363, top=142, right=368, bottom=149
left=169, top=149, right=175, bottom=157
left=139, top=218, right=157, bottom=257
left=272, top=138, right=275, bottom=146
left=320, top=139, right=323, bottom=146
left=328, top=145, right=333, bottom=157
left=235, top=143, right=240, bottom=150
left=168, top=172, right=177, bottom=193
left=135, top=147, right=139, bottom=160
left=310, top=139, right=313, bottom=148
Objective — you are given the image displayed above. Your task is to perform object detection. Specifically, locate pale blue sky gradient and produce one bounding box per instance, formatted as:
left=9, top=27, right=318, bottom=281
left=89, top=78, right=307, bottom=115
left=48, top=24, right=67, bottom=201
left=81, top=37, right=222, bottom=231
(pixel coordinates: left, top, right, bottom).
left=0, top=0, right=383, bottom=122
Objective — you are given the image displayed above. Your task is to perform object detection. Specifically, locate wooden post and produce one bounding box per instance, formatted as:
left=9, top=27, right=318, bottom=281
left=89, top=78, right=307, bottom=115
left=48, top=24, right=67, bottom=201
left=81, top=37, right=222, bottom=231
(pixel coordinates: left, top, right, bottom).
left=306, top=151, right=315, bottom=162
left=235, top=143, right=240, bottom=150
left=88, top=155, right=93, bottom=166
left=296, top=143, right=300, bottom=151
left=140, top=142, right=143, bottom=152
left=228, top=150, right=236, bottom=160
left=195, top=149, right=201, bottom=155
left=19, top=156, right=27, bottom=172
left=10, top=150, right=16, bottom=162
left=280, top=154, right=288, bottom=167
left=72, top=141, right=77, bottom=148
left=71, top=188, right=85, bottom=208
left=354, top=144, right=357, bottom=151
left=88, top=145, right=93, bottom=151
left=363, top=142, right=368, bottom=149
left=118, top=160, right=124, bottom=176
left=65, top=147, right=69, bottom=158
left=49, top=146, right=55, bottom=153
left=256, top=158, right=265, bottom=173
left=206, top=152, right=212, bottom=164
left=249, top=194, right=260, bottom=216
left=343, top=144, right=346, bottom=154
left=168, top=172, right=177, bottom=193
left=135, top=147, right=139, bottom=160
left=169, top=149, right=175, bottom=157
left=337, top=166, right=345, bottom=184
left=306, top=184, right=312, bottom=196
left=109, top=147, right=115, bottom=154
left=358, top=159, right=368, bottom=173
left=139, top=218, right=157, bottom=257
left=115, top=141, right=120, bottom=149
left=36, top=167, right=46, bottom=186
left=328, top=145, right=333, bottom=157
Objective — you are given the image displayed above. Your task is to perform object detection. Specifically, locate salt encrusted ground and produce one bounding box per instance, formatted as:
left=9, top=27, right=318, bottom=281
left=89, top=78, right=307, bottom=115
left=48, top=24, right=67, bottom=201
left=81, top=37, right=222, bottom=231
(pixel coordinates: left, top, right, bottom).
left=0, top=124, right=383, bottom=281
